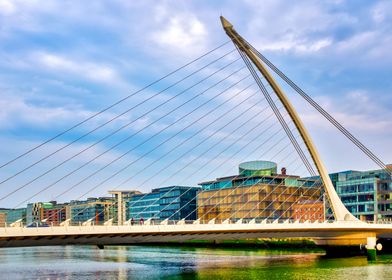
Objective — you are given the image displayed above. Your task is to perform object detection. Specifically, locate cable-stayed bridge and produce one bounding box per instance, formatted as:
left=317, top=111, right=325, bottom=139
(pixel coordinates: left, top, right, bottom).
left=0, top=17, right=391, bottom=259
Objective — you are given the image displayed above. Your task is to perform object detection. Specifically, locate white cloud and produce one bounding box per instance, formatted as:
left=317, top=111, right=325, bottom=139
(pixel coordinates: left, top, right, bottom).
left=35, top=52, right=121, bottom=84
left=259, top=36, right=333, bottom=53
left=299, top=90, right=392, bottom=134
left=336, top=31, right=377, bottom=52
left=0, top=92, right=91, bottom=129
left=150, top=14, right=208, bottom=54
left=0, top=0, right=16, bottom=15
left=371, top=1, right=392, bottom=23
left=242, top=0, right=356, bottom=54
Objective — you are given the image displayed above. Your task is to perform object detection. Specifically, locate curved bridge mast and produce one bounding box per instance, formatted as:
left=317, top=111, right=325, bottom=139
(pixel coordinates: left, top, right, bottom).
left=220, top=16, right=357, bottom=222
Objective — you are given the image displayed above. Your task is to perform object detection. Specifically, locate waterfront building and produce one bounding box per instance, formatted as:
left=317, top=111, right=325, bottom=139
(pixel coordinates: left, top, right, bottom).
left=108, top=190, right=141, bottom=225
left=159, top=186, right=199, bottom=221
left=128, top=190, right=160, bottom=220
left=68, top=197, right=114, bottom=224
left=43, top=202, right=68, bottom=226
left=127, top=186, right=200, bottom=222
left=330, top=165, right=392, bottom=222
left=197, top=161, right=321, bottom=223
left=292, top=200, right=324, bottom=222
left=26, top=202, right=54, bottom=224
left=6, top=208, right=26, bottom=224
left=0, top=209, right=7, bottom=227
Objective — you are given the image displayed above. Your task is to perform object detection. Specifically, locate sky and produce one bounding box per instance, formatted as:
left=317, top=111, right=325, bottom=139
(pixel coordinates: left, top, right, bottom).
left=0, top=0, right=391, bottom=207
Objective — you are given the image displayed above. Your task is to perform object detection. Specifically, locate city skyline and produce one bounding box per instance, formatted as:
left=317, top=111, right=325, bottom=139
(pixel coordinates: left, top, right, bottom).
left=1, top=160, right=391, bottom=224
left=1, top=2, right=392, bottom=277
left=0, top=1, right=391, bottom=207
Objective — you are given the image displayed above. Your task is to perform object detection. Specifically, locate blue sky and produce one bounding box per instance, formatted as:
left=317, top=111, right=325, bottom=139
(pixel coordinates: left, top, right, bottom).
left=0, top=0, right=391, bottom=207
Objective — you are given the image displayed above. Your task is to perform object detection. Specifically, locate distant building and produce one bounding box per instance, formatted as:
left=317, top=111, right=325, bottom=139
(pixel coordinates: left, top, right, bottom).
left=108, top=190, right=141, bottom=225
left=128, top=190, right=160, bottom=220
left=292, top=200, right=324, bottom=222
left=6, top=208, right=26, bottom=224
left=197, top=161, right=321, bottom=223
left=159, top=186, right=199, bottom=221
left=127, top=186, right=200, bottom=222
left=26, top=202, right=54, bottom=224
left=43, top=202, right=68, bottom=226
left=0, top=209, right=8, bottom=227
left=69, top=197, right=114, bottom=224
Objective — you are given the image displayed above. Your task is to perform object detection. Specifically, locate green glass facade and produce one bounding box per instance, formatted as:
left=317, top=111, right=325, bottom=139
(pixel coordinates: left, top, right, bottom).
left=239, top=161, right=277, bottom=177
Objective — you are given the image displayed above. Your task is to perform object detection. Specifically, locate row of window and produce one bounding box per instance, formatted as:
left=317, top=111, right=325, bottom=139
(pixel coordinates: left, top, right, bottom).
left=338, top=183, right=375, bottom=194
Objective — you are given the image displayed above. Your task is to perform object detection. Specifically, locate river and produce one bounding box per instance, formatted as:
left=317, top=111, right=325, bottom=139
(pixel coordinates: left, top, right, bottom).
left=0, top=245, right=392, bottom=279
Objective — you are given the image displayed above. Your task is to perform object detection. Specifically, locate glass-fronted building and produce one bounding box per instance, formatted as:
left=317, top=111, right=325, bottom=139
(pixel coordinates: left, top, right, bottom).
left=26, top=202, right=54, bottom=224
left=200, top=161, right=316, bottom=191
left=198, top=161, right=322, bottom=223
left=159, top=186, right=199, bottom=221
left=128, top=190, right=161, bottom=220
left=127, top=186, right=200, bottom=222
left=331, top=166, right=392, bottom=222
left=69, top=197, right=114, bottom=224
left=6, top=208, right=26, bottom=224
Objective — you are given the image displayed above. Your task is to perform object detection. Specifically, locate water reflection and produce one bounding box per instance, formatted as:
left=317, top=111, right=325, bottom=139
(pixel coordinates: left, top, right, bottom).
left=0, top=245, right=391, bottom=279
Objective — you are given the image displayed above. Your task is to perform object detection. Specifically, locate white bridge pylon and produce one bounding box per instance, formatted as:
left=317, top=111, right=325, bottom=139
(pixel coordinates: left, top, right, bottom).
left=220, top=16, right=357, bottom=222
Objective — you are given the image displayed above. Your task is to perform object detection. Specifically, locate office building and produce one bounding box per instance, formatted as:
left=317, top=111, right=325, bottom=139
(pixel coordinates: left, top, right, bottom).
left=6, top=208, right=26, bottom=224
left=108, top=190, right=141, bottom=225
left=330, top=165, right=392, bottom=222
left=127, top=186, right=200, bottom=222
left=43, top=202, right=68, bottom=226
left=197, top=160, right=322, bottom=223
left=68, top=197, right=114, bottom=224
left=26, top=202, right=54, bottom=224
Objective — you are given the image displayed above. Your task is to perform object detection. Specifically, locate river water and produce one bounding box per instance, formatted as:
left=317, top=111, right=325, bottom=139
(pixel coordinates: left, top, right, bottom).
left=0, top=246, right=392, bottom=279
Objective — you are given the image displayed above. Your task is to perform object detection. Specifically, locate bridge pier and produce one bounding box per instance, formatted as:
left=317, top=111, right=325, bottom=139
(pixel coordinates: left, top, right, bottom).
left=312, top=231, right=383, bottom=261
left=366, top=237, right=377, bottom=261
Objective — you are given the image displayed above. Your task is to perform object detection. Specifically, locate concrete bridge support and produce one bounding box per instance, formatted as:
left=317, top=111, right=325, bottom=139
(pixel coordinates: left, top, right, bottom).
left=366, top=236, right=377, bottom=261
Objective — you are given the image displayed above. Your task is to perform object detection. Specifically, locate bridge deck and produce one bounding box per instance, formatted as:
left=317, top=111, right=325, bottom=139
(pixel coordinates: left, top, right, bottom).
left=1, top=221, right=392, bottom=248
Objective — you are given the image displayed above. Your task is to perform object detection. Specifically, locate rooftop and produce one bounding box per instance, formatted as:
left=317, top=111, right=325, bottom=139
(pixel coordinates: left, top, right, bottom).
left=199, top=173, right=302, bottom=186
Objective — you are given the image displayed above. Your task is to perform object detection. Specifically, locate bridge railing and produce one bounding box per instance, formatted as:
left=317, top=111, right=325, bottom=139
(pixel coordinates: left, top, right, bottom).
left=1, top=218, right=335, bottom=229
left=3, top=218, right=392, bottom=230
